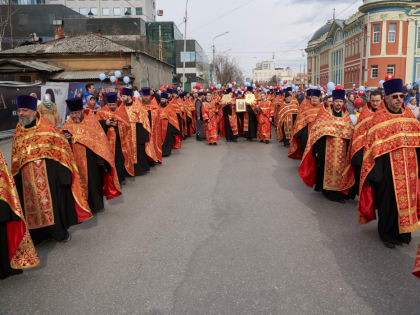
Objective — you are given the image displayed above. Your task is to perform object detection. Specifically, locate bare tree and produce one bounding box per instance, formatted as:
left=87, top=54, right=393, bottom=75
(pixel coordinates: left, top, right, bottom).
left=0, top=1, right=18, bottom=51
left=214, top=54, right=243, bottom=85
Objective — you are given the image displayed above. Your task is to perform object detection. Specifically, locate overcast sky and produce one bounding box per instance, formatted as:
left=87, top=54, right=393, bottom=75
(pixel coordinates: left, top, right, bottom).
left=156, top=0, right=364, bottom=78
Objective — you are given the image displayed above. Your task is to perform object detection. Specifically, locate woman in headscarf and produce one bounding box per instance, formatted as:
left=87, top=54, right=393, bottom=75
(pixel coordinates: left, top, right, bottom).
left=37, top=91, right=61, bottom=127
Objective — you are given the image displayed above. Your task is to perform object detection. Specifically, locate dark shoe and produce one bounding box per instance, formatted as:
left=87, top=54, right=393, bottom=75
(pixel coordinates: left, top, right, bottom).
left=382, top=241, right=395, bottom=249
left=60, top=232, right=72, bottom=243
left=399, top=233, right=412, bottom=244
left=208, top=143, right=213, bottom=145
left=214, top=142, right=218, bottom=145
left=265, top=140, right=269, bottom=144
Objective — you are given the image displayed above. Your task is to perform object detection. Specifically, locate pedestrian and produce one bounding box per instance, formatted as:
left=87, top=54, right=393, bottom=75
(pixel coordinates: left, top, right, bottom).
left=84, top=95, right=101, bottom=114
left=62, top=98, right=121, bottom=212
left=358, top=78, right=420, bottom=248
left=202, top=91, right=219, bottom=145
left=299, top=89, right=354, bottom=203
left=276, top=89, right=298, bottom=147
left=97, top=92, right=134, bottom=184
left=243, top=86, right=258, bottom=141
left=0, top=148, right=39, bottom=280
left=288, top=89, right=324, bottom=160
left=407, top=97, right=420, bottom=121
left=37, top=92, right=61, bottom=127
left=160, top=92, right=180, bottom=157
left=195, top=91, right=206, bottom=141
left=257, top=92, right=274, bottom=144
left=12, top=95, right=92, bottom=243
left=220, top=88, right=238, bottom=142
left=344, top=92, right=356, bottom=115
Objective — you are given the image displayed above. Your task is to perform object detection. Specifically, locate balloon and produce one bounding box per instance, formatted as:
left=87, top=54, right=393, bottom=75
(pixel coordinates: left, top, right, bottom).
left=358, top=90, right=364, bottom=96
left=99, top=73, right=106, bottom=81
left=228, top=83, right=232, bottom=88
left=355, top=98, right=364, bottom=108
left=166, top=84, right=170, bottom=89
left=283, top=80, right=287, bottom=84
left=123, top=76, right=130, bottom=84
left=178, top=83, right=182, bottom=87
left=177, top=87, right=181, bottom=91
left=407, top=84, right=412, bottom=90
left=416, top=78, right=420, bottom=85
left=336, top=85, right=343, bottom=90
left=113, top=79, right=118, bottom=85
left=110, top=75, right=116, bottom=83
left=385, top=73, right=394, bottom=81
left=323, top=86, right=328, bottom=92
left=217, top=84, right=222, bottom=89
left=349, top=114, right=357, bottom=125
left=114, top=71, right=122, bottom=78
left=379, top=80, right=385, bottom=88
left=327, top=82, right=335, bottom=90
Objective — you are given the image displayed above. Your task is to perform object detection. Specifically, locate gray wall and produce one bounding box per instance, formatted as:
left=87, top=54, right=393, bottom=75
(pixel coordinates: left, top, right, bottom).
left=131, top=52, right=173, bottom=88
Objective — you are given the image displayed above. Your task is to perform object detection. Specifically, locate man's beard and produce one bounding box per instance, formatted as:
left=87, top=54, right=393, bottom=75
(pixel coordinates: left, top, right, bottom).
left=19, top=116, right=34, bottom=127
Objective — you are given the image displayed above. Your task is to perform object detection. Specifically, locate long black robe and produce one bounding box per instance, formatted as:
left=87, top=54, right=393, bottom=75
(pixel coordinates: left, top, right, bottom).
left=244, top=105, right=258, bottom=139
left=295, top=124, right=309, bottom=156
left=195, top=99, right=206, bottom=140
left=312, top=110, right=348, bottom=202
left=99, top=121, right=127, bottom=184
left=15, top=159, right=78, bottom=243
left=0, top=200, right=23, bottom=279
left=85, top=148, right=106, bottom=213
left=223, top=104, right=237, bottom=141
left=367, top=146, right=420, bottom=244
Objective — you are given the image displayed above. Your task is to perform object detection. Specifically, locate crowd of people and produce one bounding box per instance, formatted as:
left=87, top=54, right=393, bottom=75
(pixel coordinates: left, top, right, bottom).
left=1, top=79, right=419, bottom=280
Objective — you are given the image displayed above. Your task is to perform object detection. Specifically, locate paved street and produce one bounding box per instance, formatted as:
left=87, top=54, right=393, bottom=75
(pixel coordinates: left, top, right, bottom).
left=0, top=137, right=419, bottom=315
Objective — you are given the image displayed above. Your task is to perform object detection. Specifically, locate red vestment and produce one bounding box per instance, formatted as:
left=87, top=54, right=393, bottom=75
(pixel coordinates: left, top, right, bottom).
left=257, top=101, right=274, bottom=140
left=202, top=100, right=219, bottom=143
left=276, top=100, right=299, bottom=142
left=358, top=105, right=420, bottom=233
left=1, top=150, right=39, bottom=270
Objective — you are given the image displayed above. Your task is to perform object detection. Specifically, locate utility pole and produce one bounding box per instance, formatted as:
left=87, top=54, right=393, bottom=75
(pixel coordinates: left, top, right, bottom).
left=182, top=0, right=189, bottom=90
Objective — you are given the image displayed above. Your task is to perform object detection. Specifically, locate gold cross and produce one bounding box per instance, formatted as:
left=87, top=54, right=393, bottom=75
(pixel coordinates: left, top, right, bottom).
left=26, top=144, right=32, bottom=155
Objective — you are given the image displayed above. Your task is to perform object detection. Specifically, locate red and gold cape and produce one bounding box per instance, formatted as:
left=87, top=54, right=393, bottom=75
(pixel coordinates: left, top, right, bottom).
left=96, top=105, right=135, bottom=176
left=276, top=101, right=299, bottom=142
left=288, top=102, right=324, bottom=160
left=62, top=113, right=121, bottom=201
left=299, top=109, right=354, bottom=191
left=340, top=104, right=378, bottom=191
left=141, top=98, right=163, bottom=162
left=358, top=105, right=420, bottom=233
left=11, top=116, right=92, bottom=225
left=0, top=150, right=39, bottom=270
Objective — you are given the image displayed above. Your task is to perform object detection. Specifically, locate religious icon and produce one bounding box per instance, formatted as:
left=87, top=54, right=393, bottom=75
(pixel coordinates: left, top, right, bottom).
left=235, top=99, right=246, bottom=113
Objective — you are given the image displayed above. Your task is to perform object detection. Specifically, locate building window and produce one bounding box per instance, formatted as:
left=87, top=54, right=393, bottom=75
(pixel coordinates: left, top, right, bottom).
left=373, top=24, right=380, bottom=44
left=113, top=7, right=121, bottom=15
left=124, top=7, right=131, bottom=15
left=356, top=39, right=359, bottom=55
left=388, top=23, right=396, bottom=43
left=102, top=8, right=109, bottom=16
left=387, top=64, right=395, bottom=75
left=180, top=52, right=196, bottom=62
left=371, top=65, right=378, bottom=79
left=90, top=7, right=98, bottom=15
left=136, top=7, right=142, bottom=15
left=418, top=27, right=420, bottom=49
left=79, top=8, right=87, bottom=15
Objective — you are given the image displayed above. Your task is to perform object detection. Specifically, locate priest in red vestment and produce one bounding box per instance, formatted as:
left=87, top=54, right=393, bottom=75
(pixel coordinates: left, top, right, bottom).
left=288, top=89, right=324, bottom=159
left=299, top=89, right=354, bottom=203
left=257, top=92, right=274, bottom=143
left=358, top=78, right=420, bottom=249
left=202, top=91, right=219, bottom=145
left=276, top=89, right=299, bottom=147
left=160, top=92, right=181, bottom=157
left=96, top=92, right=134, bottom=184
left=340, top=89, right=383, bottom=198
left=1, top=148, right=39, bottom=279
left=12, top=95, right=92, bottom=243
left=62, top=98, right=121, bottom=213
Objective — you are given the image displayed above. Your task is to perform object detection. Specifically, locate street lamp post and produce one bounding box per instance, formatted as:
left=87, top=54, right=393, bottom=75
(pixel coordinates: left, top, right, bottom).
left=211, top=31, right=229, bottom=84
left=182, top=0, right=189, bottom=90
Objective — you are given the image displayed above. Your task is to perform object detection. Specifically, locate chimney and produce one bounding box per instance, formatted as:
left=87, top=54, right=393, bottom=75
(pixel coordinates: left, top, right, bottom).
left=53, top=20, right=65, bottom=40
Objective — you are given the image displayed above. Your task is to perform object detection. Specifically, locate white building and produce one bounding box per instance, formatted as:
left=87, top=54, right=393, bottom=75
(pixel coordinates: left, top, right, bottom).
left=252, top=60, right=294, bottom=84
left=44, top=0, right=156, bottom=21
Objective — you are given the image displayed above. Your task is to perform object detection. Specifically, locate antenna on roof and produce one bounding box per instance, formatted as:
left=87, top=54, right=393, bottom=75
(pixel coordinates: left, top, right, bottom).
left=333, top=8, right=336, bottom=20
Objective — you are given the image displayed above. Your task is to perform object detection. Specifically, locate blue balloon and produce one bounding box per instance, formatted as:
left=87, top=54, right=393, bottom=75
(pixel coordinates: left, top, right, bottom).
left=110, top=75, right=116, bottom=83
left=358, top=85, right=365, bottom=91
left=123, top=76, right=130, bottom=84
left=233, top=81, right=237, bottom=86
left=327, top=82, right=335, bottom=90
left=114, top=71, right=122, bottom=78
left=379, top=80, right=385, bottom=88
left=99, top=73, right=106, bottom=81
left=407, top=84, right=412, bottom=90
left=252, top=84, right=256, bottom=88
left=217, top=84, right=222, bottom=89
left=228, top=83, right=232, bottom=88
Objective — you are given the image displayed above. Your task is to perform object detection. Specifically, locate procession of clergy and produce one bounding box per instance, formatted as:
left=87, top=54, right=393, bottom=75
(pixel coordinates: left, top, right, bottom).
left=1, top=79, right=419, bottom=281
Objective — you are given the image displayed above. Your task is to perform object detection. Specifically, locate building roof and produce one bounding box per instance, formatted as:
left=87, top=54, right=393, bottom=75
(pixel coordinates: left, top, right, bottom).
left=310, top=23, right=333, bottom=41
left=0, top=33, right=134, bottom=55
left=49, top=69, right=134, bottom=81
left=0, top=59, right=62, bottom=72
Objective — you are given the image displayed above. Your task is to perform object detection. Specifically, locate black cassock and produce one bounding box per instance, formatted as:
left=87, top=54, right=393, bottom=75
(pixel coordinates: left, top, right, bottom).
left=84, top=148, right=107, bottom=213
left=223, top=104, right=237, bottom=141
left=366, top=148, right=420, bottom=244
left=99, top=121, right=127, bottom=184
left=160, top=103, right=180, bottom=157
left=0, top=200, right=23, bottom=279
left=15, top=159, right=78, bottom=243
left=295, top=124, right=309, bottom=156
left=312, top=110, right=348, bottom=202
left=244, top=105, right=258, bottom=140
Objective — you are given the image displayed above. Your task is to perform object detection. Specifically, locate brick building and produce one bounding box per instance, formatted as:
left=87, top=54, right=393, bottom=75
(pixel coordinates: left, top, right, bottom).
left=306, top=0, right=420, bottom=89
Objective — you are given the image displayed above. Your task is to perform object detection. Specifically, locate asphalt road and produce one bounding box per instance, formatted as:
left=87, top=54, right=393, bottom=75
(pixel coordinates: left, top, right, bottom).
left=0, top=136, right=419, bottom=315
